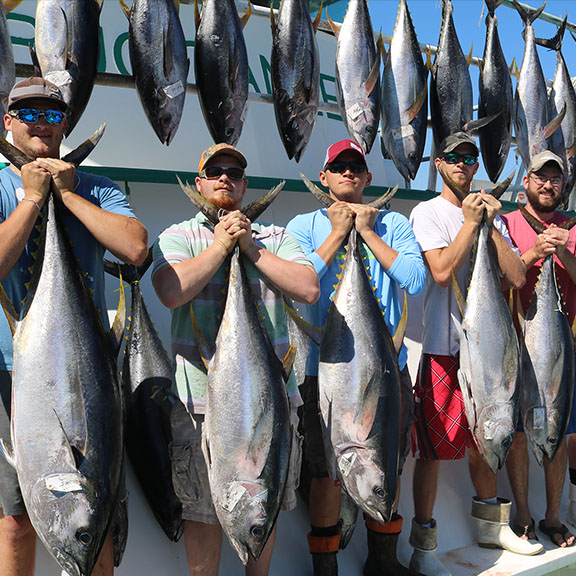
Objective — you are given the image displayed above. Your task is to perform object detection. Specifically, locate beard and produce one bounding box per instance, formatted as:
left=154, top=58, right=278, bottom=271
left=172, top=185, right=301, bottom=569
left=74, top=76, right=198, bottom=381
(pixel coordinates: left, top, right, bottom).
left=526, top=189, right=562, bottom=213
left=209, top=192, right=237, bottom=212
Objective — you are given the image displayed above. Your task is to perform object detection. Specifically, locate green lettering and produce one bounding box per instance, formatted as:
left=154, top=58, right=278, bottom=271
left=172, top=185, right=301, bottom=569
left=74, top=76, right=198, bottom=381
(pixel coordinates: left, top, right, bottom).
left=260, top=55, right=272, bottom=95
left=249, top=66, right=260, bottom=94
left=7, top=12, right=35, bottom=48
left=320, top=73, right=341, bottom=121
left=113, top=32, right=130, bottom=76
left=97, top=27, right=106, bottom=72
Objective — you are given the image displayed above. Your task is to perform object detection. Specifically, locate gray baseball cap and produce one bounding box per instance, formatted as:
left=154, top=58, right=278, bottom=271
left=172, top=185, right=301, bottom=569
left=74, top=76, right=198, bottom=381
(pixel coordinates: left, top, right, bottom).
left=439, top=132, right=479, bottom=156
left=527, top=150, right=564, bottom=174
left=8, top=77, right=68, bottom=112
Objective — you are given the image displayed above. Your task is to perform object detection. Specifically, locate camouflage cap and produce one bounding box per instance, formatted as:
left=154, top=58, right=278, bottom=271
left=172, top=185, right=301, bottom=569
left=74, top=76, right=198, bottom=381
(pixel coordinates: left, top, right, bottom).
left=527, top=150, right=564, bottom=174
left=439, top=132, right=479, bottom=156
left=198, top=143, right=247, bottom=173
left=8, top=77, right=68, bottom=112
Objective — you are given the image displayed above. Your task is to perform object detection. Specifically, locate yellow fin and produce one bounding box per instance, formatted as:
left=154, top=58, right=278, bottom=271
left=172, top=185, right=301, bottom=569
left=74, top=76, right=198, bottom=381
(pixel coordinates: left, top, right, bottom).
left=451, top=268, right=466, bottom=317
left=392, top=291, right=408, bottom=356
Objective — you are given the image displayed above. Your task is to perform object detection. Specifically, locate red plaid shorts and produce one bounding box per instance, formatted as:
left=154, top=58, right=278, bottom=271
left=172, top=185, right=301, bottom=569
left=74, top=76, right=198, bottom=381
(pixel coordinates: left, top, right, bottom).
left=411, top=354, right=474, bottom=460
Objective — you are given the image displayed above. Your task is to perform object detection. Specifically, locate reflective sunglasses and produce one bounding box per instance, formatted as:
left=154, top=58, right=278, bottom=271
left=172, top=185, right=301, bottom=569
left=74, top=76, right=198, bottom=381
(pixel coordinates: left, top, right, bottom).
left=199, top=166, right=245, bottom=180
left=325, top=161, right=367, bottom=174
left=441, top=152, right=478, bottom=166
left=8, top=108, right=66, bottom=125
left=530, top=174, right=563, bottom=187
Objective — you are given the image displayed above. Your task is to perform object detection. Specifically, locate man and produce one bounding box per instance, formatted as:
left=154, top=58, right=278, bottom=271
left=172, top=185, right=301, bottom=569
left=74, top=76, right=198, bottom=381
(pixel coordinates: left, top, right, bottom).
left=152, top=143, right=319, bottom=576
left=502, top=151, right=576, bottom=549
left=408, top=132, right=541, bottom=576
left=286, top=139, right=426, bottom=576
left=0, top=77, right=148, bottom=576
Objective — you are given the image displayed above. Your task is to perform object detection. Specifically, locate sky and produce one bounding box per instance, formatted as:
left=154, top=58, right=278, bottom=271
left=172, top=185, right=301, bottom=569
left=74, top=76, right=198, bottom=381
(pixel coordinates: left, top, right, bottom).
left=323, top=0, right=576, bottom=192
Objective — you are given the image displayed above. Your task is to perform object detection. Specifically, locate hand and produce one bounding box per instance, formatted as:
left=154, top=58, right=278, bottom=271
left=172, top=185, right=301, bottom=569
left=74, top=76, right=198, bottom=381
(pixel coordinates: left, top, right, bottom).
left=326, top=201, right=355, bottom=238
left=212, top=210, right=250, bottom=256
left=461, top=192, right=485, bottom=227
left=479, top=191, right=501, bottom=226
left=21, top=161, right=51, bottom=207
left=542, top=224, right=570, bottom=257
left=350, top=203, right=378, bottom=234
left=34, top=158, right=76, bottom=203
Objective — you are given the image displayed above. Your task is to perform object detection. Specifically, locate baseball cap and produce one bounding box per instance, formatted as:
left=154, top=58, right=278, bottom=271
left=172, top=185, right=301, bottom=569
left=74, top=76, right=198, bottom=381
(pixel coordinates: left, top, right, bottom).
left=527, top=150, right=564, bottom=174
left=198, top=143, right=247, bottom=173
left=439, top=132, right=479, bottom=156
left=324, top=139, right=366, bottom=168
left=8, top=77, right=68, bottom=112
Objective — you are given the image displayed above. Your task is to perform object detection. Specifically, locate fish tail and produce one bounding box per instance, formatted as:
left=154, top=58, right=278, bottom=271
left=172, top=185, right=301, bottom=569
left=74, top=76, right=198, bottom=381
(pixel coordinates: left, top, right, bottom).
left=535, top=15, right=566, bottom=51
left=513, top=0, right=546, bottom=26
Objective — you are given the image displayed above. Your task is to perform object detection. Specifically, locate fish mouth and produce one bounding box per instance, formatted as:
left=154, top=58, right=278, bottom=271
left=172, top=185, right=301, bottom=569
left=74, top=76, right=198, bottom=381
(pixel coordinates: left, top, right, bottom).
left=54, top=549, right=82, bottom=576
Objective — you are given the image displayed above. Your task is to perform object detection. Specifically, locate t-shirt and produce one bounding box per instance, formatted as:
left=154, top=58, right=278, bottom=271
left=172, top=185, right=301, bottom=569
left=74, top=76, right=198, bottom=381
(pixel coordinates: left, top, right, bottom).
left=501, top=209, right=576, bottom=333
left=0, top=167, right=136, bottom=370
left=286, top=207, right=426, bottom=374
left=410, top=195, right=516, bottom=356
left=152, top=212, right=313, bottom=414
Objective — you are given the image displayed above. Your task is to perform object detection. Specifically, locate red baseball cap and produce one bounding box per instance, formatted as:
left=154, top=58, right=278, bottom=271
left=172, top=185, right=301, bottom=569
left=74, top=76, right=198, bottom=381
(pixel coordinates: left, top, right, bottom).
left=324, top=139, right=366, bottom=168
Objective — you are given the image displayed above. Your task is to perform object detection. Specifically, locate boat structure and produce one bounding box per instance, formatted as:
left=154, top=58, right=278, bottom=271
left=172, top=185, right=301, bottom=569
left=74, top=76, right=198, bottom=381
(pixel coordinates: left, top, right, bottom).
left=1, top=1, right=576, bottom=574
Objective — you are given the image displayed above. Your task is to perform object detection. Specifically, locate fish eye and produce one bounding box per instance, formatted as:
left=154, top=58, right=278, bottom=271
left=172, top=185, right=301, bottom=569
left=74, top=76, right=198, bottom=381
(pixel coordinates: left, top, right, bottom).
left=250, top=526, right=264, bottom=538
left=373, top=486, right=385, bottom=499
left=76, top=530, right=93, bottom=547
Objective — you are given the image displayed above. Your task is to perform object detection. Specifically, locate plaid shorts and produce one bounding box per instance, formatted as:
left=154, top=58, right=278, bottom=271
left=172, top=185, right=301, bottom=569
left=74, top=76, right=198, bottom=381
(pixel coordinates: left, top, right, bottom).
left=411, top=354, right=474, bottom=460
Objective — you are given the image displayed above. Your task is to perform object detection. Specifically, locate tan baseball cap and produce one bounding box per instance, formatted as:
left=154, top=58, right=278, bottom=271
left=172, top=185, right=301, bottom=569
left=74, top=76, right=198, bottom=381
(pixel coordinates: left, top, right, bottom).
left=527, top=150, right=564, bottom=174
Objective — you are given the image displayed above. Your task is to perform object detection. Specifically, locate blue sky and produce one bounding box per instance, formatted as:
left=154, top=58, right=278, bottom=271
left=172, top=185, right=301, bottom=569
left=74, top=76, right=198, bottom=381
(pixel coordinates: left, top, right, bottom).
left=326, top=0, right=576, bottom=191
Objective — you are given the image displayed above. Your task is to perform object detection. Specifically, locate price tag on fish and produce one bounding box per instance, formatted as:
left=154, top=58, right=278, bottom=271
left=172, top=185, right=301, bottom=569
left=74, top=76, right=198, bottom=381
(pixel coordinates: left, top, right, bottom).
left=532, top=407, right=545, bottom=430
left=221, top=481, right=247, bottom=512
left=45, top=473, right=83, bottom=494
left=338, top=452, right=357, bottom=478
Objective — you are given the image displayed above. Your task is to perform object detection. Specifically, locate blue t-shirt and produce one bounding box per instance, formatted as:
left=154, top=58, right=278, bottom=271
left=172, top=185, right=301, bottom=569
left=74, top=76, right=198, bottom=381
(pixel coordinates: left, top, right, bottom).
left=0, top=167, right=136, bottom=370
left=286, top=208, right=426, bottom=374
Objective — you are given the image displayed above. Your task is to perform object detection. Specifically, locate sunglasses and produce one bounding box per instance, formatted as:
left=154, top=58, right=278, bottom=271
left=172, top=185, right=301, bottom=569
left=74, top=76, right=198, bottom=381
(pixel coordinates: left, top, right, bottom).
left=442, top=152, right=478, bottom=166
left=325, top=161, right=367, bottom=174
left=9, top=108, right=66, bottom=125
left=199, top=166, right=245, bottom=180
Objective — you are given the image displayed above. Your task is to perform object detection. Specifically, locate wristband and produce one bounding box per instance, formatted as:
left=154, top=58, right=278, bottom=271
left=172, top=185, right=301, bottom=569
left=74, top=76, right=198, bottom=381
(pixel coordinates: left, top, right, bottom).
left=22, top=197, right=41, bottom=213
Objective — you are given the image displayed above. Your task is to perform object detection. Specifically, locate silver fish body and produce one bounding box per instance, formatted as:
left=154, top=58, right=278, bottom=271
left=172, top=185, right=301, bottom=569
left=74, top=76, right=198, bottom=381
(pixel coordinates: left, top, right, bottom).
left=271, top=0, right=320, bottom=162
left=204, top=248, right=291, bottom=564
left=458, top=221, right=520, bottom=473
left=34, top=0, right=102, bottom=135
left=478, top=0, right=513, bottom=182
left=2, top=197, right=123, bottom=576
left=380, top=0, right=427, bottom=180
left=430, top=0, right=473, bottom=149
left=339, top=489, right=359, bottom=549
left=195, top=0, right=249, bottom=146
left=521, top=255, right=574, bottom=465
left=335, top=0, right=379, bottom=154
left=514, top=2, right=550, bottom=167
left=126, top=0, right=189, bottom=146
left=319, top=228, right=400, bottom=524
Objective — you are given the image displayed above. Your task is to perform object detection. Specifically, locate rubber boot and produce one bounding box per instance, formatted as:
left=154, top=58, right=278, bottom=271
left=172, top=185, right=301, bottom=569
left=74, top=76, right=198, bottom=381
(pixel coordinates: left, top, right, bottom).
left=363, top=514, right=422, bottom=576
left=308, top=532, right=340, bottom=576
left=409, top=518, right=452, bottom=576
left=567, top=483, right=576, bottom=530
left=471, top=497, right=543, bottom=555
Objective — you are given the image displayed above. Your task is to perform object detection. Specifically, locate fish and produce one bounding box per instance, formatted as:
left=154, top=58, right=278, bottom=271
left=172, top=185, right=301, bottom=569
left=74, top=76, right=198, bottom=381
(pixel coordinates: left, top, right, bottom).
left=34, top=0, right=103, bottom=136
left=301, top=179, right=401, bottom=523
left=478, top=0, right=513, bottom=183
left=104, top=256, right=188, bottom=543
left=0, top=129, right=123, bottom=576
left=195, top=0, right=250, bottom=146
left=429, top=0, right=474, bottom=150
left=380, top=0, right=427, bottom=181
left=177, top=179, right=291, bottom=564
left=0, top=0, right=20, bottom=138
left=513, top=0, right=565, bottom=168
left=453, top=181, right=520, bottom=473
left=339, top=489, right=359, bottom=549
left=516, top=207, right=576, bottom=465
left=119, top=0, right=189, bottom=146
left=329, top=0, right=380, bottom=154
left=270, top=0, right=320, bottom=162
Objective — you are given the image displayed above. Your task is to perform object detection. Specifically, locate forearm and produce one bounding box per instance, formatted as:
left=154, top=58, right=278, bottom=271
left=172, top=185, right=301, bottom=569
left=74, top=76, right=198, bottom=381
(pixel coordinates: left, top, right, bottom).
left=153, top=243, right=230, bottom=309
left=556, top=249, right=576, bottom=286
left=243, top=244, right=320, bottom=304
left=359, top=229, right=398, bottom=271
left=58, top=193, right=148, bottom=265
left=315, top=228, right=349, bottom=269
left=0, top=200, right=43, bottom=280
left=491, top=229, right=526, bottom=289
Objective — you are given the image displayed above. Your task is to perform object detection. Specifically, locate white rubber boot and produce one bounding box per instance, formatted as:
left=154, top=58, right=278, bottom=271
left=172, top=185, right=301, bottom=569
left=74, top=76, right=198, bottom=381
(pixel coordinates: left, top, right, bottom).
left=567, top=483, right=576, bottom=530
left=409, top=518, right=452, bottom=576
left=471, top=497, right=543, bottom=555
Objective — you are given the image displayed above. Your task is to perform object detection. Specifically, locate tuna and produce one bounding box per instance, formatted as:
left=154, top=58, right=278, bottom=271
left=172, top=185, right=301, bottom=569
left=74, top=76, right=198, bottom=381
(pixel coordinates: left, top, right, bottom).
left=34, top=0, right=103, bottom=136
left=0, top=130, right=123, bottom=576
left=478, top=0, right=513, bottom=183
left=517, top=207, right=576, bottom=465
left=195, top=0, right=250, bottom=146
left=0, top=0, right=19, bottom=138
left=330, top=0, right=380, bottom=154
left=120, top=0, right=189, bottom=146
left=271, top=0, right=320, bottom=162
left=380, top=0, right=427, bottom=181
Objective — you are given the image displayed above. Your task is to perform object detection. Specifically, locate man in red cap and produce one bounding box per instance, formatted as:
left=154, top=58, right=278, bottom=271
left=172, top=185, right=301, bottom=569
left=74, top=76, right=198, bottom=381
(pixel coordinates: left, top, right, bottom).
left=287, top=139, right=426, bottom=575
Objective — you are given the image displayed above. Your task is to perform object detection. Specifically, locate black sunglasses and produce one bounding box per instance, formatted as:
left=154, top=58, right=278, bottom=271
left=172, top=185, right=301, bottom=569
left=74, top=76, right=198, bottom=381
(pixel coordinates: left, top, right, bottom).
left=199, top=166, right=245, bottom=180
left=442, top=152, right=478, bottom=166
left=325, top=161, right=367, bottom=174
left=9, top=108, right=66, bottom=125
